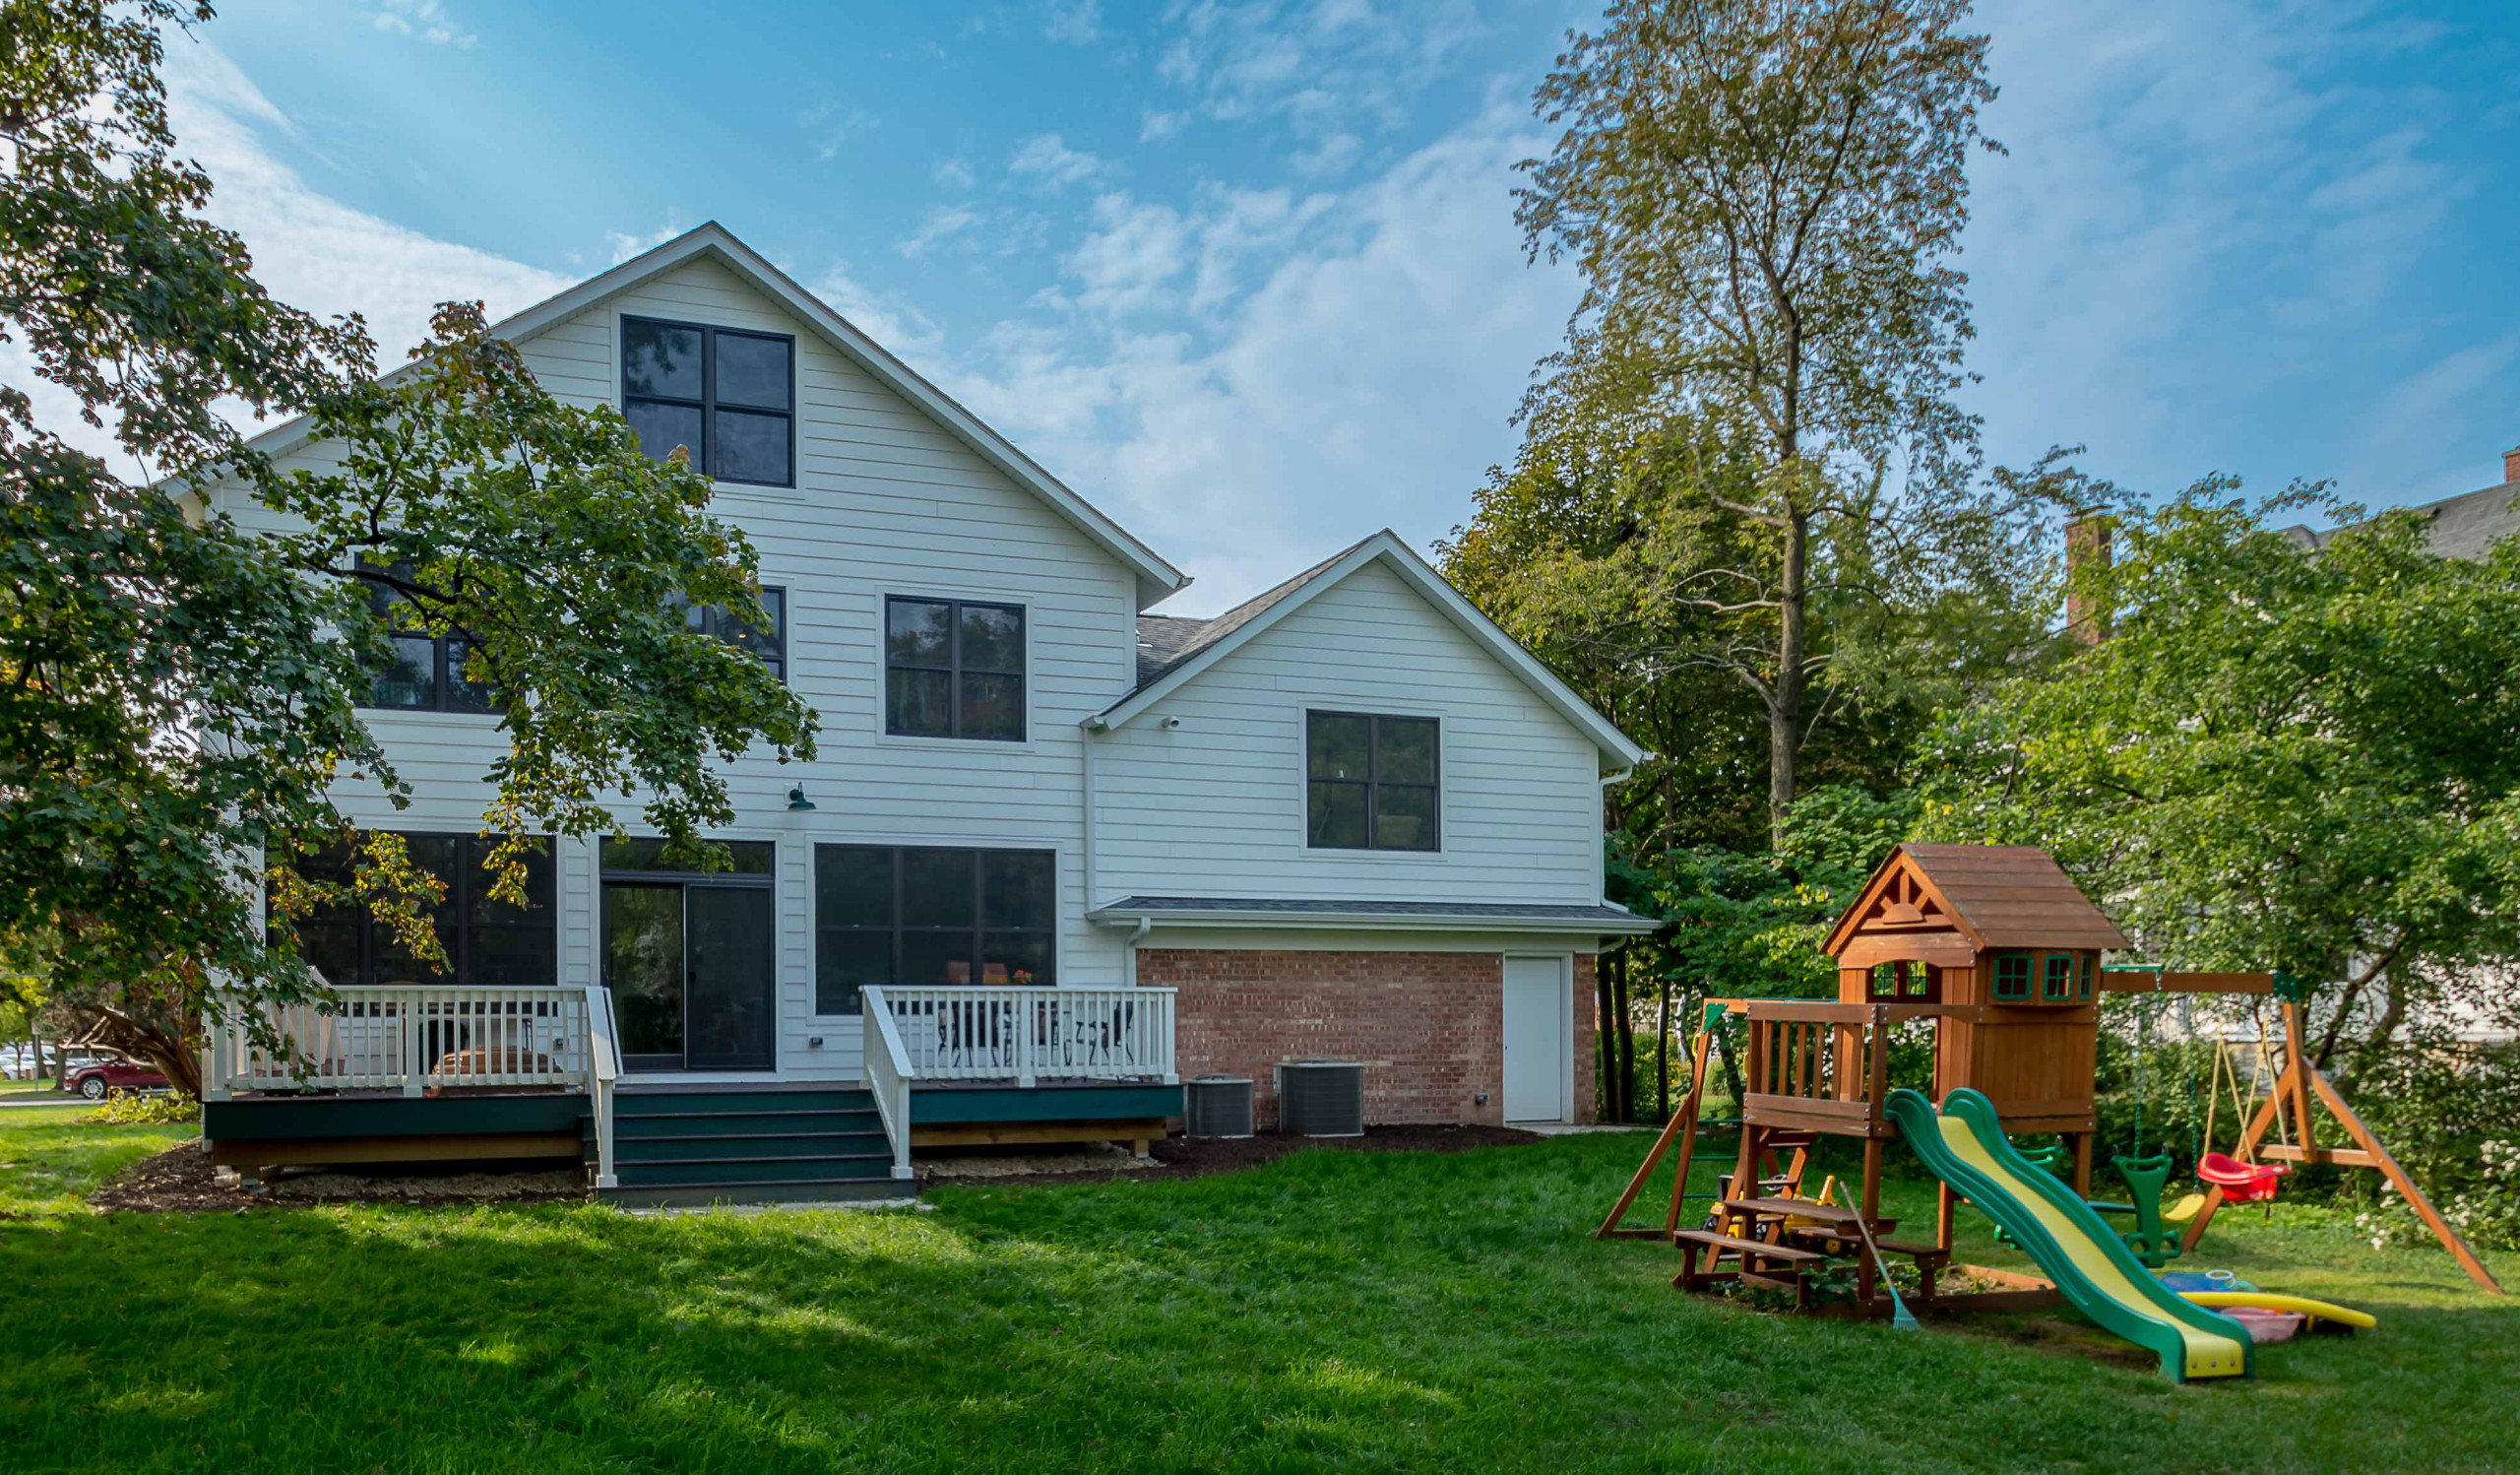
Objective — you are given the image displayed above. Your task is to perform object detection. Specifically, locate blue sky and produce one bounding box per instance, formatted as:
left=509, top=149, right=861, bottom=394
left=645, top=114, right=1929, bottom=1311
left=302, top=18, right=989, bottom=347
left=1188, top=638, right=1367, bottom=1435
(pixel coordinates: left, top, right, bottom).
left=116, top=2, right=2520, bottom=608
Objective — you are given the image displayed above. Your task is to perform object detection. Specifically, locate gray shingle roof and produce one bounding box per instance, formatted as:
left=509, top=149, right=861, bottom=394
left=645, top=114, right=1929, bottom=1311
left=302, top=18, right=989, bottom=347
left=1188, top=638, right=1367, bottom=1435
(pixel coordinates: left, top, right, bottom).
left=2283, top=479, right=2519, bottom=561
left=1088, top=896, right=1661, bottom=932
left=1127, top=532, right=1379, bottom=693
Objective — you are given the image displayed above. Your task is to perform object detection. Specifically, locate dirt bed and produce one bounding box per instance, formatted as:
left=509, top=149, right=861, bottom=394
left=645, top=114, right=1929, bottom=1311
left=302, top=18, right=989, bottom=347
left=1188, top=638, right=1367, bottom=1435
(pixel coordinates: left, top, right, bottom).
left=920, top=1123, right=1546, bottom=1190
left=90, top=1139, right=588, bottom=1213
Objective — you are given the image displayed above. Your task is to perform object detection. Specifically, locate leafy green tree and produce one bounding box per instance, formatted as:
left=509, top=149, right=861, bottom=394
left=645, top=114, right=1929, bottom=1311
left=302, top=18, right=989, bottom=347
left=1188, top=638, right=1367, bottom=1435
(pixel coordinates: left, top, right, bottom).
left=1922, top=480, right=2520, bottom=1076
left=0, top=2, right=816, bottom=1091
left=1513, top=0, right=2012, bottom=840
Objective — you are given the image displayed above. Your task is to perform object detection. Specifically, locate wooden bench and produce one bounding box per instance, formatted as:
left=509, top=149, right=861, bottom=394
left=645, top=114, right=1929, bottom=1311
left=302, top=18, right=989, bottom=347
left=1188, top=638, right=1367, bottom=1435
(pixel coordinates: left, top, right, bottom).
left=1672, top=1230, right=1827, bottom=1306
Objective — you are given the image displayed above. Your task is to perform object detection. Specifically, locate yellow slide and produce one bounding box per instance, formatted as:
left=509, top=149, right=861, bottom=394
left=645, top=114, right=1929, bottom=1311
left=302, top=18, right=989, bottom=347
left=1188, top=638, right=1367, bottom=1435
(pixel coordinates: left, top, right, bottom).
left=2178, top=1291, right=2376, bottom=1329
left=1886, top=1088, right=2253, bottom=1381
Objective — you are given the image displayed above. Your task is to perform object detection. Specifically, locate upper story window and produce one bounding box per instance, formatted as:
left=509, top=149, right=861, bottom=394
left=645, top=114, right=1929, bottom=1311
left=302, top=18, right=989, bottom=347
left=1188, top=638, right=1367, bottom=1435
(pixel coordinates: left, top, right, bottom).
left=272, top=832, right=555, bottom=990
left=1306, top=711, right=1439, bottom=852
left=885, top=597, right=1025, bottom=741
left=621, top=316, right=794, bottom=487
left=361, top=565, right=493, bottom=714
left=675, top=588, right=787, bottom=681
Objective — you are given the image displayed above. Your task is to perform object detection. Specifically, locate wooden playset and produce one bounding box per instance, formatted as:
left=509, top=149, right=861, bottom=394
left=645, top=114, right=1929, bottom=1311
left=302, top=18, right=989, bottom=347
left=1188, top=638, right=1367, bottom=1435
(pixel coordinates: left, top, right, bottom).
left=1596, top=842, right=2501, bottom=1379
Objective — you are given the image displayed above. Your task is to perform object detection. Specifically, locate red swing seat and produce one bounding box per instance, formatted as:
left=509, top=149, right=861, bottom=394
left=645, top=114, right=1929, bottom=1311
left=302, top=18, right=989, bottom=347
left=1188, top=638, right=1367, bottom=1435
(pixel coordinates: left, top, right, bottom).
left=2197, top=1151, right=2289, bottom=1204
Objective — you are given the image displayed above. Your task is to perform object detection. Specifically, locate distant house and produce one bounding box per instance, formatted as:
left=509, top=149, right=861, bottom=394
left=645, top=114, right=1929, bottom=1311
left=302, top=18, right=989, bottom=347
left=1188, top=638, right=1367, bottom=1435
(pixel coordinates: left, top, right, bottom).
left=188, top=224, right=1655, bottom=1201
left=2281, top=442, right=2520, bottom=559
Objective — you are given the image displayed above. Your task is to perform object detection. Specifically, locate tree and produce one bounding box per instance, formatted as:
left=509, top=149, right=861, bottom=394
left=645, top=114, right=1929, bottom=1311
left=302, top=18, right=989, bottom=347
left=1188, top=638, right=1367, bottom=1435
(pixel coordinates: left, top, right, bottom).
left=1922, top=480, right=2520, bottom=1077
left=0, top=2, right=817, bottom=1091
left=1514, top=0, right=2006, bottom=840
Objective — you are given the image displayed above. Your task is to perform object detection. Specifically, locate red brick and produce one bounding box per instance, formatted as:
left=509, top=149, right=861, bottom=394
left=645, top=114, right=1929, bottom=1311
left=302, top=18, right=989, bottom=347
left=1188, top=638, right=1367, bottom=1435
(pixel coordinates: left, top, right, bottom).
left=1146, top=948, right=1597, bottom=1128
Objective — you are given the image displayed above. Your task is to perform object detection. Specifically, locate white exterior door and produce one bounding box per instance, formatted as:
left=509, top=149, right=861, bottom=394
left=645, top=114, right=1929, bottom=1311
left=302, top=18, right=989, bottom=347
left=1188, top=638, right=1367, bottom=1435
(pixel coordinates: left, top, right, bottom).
left=1502, top=956, right=1569, bottom=1122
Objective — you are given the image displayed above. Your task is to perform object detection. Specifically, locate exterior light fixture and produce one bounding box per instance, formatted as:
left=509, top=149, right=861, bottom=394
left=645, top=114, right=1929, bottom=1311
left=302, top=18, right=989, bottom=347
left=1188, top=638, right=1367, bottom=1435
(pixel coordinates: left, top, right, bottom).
left=787, top=785, right=816, bottom=811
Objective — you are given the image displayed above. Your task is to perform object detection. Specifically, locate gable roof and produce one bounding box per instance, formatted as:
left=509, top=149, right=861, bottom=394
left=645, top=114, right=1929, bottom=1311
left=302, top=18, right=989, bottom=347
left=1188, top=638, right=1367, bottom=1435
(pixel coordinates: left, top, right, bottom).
left=1824, top=843, right=2128, bottom=957
left=1092, top=529, right=1646, bottom=772
left=226, top=222, right=1189, bottom=609
left=2280, top=478, right=2519, bottom=563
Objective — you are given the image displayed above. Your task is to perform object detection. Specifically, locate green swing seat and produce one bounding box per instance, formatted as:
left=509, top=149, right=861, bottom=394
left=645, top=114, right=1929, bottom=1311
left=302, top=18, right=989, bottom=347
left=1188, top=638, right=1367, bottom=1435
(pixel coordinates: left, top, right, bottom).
left=1989, top=1143, right=2182, bottom=1269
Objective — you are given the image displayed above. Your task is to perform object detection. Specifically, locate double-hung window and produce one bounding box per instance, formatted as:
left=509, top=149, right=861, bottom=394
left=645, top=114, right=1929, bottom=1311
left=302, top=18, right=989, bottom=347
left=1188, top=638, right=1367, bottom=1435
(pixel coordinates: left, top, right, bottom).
left=621, top=316, right=794, bottom=487
left=1305, top=711, right=1439, bottom=851
left=271, top=832, right=555, bottom=989
left=813, top=845, right=1056, bottom=1012
left=676, top=588, right=787, bottom=681
left=360, top=564, right=493, bottom=714
left=885, top=597, right=1025, bottom=740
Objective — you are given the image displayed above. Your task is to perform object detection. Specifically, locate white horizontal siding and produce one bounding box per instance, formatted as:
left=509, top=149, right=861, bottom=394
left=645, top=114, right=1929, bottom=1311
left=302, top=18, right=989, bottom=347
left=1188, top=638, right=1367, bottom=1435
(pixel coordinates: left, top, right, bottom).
left=1094, top=559, right=1606, bottom=908
left=219, top=252, right=1142, bottom=1081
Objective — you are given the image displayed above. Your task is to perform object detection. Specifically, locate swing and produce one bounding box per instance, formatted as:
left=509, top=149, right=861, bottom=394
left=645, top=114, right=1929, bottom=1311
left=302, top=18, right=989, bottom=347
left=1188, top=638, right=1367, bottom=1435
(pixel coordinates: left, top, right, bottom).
left=2187, top=1012, right=2288, bottom=1216
left=2100, top=987, right=2184, bottom=1268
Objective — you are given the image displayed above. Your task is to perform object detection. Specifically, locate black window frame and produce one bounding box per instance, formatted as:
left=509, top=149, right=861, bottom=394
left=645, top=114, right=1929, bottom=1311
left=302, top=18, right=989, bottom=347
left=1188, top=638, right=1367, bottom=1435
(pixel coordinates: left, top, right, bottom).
left=813, top=844, right=1057, bottom=1014
left=356, top=563, right=496, bottom=715
left=1304, top=710, right=1441, bottom=853
left=678, top=586, right=788, bottom=682
left=268, top=831, right=556, bottom=990
left=620, top=315, right=796, bottom=489
left=883, top=596, right=1028, bottom=742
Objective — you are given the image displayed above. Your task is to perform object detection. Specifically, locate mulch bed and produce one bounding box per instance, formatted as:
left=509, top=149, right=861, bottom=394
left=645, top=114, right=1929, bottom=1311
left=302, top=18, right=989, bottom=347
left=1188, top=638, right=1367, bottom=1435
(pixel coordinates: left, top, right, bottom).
left=89, top=1139, right=589, bottom=1214
left=87, top=1123, right=1549, bottom=1211
left=921, top=1123, right=1548, bottom=1190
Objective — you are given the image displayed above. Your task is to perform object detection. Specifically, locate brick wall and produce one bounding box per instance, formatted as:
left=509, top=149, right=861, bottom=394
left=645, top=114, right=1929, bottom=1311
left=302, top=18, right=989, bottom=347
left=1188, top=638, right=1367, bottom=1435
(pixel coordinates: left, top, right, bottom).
left=1572, top=952, right=1597, bottom=1124
left=1147, top=948, right=1597, bottom=1129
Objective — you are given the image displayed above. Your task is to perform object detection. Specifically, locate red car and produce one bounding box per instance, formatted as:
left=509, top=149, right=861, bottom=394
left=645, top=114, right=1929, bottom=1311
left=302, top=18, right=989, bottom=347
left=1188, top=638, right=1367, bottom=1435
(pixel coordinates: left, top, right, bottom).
left=63, top=1054, right=168, bottom=1101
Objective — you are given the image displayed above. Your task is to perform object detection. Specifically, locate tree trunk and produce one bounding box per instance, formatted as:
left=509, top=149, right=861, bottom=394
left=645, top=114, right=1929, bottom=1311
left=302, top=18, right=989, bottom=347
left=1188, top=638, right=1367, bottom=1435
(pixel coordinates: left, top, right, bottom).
left=1655, top=964, right=1674, bottom=1122
left=71, top=1004, right=203, bottom=1100
left=1767, top=507, right=1810, bottom=847
left=1612, top=950, right=1636, bottom=1123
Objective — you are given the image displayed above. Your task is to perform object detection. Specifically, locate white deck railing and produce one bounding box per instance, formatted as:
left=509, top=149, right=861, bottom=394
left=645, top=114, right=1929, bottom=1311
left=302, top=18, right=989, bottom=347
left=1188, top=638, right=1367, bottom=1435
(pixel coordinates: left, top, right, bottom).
left=205, top=983, right=598, bottom=1095
left=860, top=989, right=915, bottom=1180
left=873, top=986, right=1177, bottom=1087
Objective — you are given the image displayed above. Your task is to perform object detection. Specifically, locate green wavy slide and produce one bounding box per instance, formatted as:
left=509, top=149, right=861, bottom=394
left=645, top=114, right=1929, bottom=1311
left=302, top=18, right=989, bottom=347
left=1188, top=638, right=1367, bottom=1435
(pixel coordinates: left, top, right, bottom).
left=1883, top=1087, right=2254, bottom=1382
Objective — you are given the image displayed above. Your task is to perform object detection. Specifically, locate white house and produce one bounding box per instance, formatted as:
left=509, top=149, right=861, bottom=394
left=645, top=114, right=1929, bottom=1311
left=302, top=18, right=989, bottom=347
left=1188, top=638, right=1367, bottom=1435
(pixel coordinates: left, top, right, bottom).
left=195, top=224, right=1654, bottom=1202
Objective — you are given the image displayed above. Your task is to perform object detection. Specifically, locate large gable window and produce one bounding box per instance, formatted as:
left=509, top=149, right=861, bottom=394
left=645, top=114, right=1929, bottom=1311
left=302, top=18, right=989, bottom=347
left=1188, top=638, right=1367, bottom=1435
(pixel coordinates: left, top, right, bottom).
left=621, top=316, right=793, bottom=487
left=1306, top=711, right=1439, bottom=852
left=814, top=845, right=1056, bottom=1013
left=885, top=597, right=1025, bottom=740
left=272, top=833, right=555, bottom=990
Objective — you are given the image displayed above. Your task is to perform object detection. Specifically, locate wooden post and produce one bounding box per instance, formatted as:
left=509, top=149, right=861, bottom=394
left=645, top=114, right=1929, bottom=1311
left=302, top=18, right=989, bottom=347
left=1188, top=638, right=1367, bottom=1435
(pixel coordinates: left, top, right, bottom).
left=1936, top=1181, right=1956, bottom=1254
left=1664, top=1026, right=1715, bottom=1235
left=2305, top=1060, right=2502, bottom=1295
left=2072, top=1131, right=2095, bottom=1200
left=2282, top=1003, right=2313, bottom=1151
left=1592, top=1025, right=1714, bottom=1239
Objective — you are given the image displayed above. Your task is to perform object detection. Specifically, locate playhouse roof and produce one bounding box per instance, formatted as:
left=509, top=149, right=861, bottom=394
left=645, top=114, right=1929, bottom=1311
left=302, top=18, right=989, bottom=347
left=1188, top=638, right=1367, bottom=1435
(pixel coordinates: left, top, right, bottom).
left=1824, top=843, right=2128, bottom=959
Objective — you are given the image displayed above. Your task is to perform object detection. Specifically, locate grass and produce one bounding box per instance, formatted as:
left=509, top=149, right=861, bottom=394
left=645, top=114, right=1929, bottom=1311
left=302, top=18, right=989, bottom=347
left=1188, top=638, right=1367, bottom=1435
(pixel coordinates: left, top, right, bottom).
left=0, top=1075, right=68, bottom=1099
left=0, top=1107, right=194, bottom=1217
left=2, top=1125, right=2514, bottom=1474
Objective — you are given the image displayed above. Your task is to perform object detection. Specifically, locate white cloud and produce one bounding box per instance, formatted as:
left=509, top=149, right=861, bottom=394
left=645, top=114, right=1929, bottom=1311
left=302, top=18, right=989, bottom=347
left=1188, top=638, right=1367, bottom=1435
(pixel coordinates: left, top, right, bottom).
left=933, top=157, right=976, bottom=188
left=899, top=205, right=984, bottom=259
left=928, top=109, right=1574, bottom=609
left=606, top=218, right=692, bottom=265
left=797, top=102, right=879, bottom=161
left=1007, top=132, right=1107, bottom=189
left=1140, top=109, right=1189, bottom=144
left=1041, top=0, right=1102, bottom=45
left=369, top=0, right=475, bottom=48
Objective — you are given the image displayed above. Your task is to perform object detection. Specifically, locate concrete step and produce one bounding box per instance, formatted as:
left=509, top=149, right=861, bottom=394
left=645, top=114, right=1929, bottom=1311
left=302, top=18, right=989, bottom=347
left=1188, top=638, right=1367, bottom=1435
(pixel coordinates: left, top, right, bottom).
left=611, top=1154, right=895, bottom=1187
left=599, top=1178, right=912, bottom=1209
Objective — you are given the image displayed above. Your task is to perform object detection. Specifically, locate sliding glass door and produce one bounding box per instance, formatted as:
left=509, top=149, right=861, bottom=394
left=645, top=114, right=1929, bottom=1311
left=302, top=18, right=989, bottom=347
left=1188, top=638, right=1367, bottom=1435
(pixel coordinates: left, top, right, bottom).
left=600, top=840, right=776, bottom=1072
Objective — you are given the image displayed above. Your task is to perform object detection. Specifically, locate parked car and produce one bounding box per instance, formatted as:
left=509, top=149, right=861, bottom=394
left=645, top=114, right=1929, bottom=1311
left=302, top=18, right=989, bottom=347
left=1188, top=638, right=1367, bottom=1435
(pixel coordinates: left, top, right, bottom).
left=1, top=1043, right=58, bottom=1080
left=62, top=1052, right=168, bottom=1101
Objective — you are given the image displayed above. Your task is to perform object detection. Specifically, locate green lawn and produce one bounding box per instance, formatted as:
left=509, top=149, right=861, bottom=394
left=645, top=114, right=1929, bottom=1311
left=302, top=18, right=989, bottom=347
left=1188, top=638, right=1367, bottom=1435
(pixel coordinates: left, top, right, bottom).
left=2, top=1122, right=2513, bottom=1474
left=0, top=1107, right=194, bottom=1216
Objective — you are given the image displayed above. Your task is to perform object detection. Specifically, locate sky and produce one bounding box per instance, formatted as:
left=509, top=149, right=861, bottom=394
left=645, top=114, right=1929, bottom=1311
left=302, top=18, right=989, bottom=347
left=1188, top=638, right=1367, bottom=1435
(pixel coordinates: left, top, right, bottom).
left=71, top=1, right=2520, bottom=610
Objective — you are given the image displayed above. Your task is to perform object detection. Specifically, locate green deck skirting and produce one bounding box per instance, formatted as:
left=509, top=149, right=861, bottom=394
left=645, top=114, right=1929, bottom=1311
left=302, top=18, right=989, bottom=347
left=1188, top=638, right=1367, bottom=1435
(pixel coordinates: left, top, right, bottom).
left=911, top=1083, right=1182, bottom=1125
left=204, top=1094, right=590, bottom=1142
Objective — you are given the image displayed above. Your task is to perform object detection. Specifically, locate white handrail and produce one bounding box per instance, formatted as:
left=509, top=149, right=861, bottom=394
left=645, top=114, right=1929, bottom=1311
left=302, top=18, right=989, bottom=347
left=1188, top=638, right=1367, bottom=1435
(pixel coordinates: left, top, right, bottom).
left=860, top=987, right=916, bottom=1180
left=875, top=986, right=1177, bottom=1084
left=585, top=985, right=620, bottom=1189
left=205, top=984, right=598, bottom=1097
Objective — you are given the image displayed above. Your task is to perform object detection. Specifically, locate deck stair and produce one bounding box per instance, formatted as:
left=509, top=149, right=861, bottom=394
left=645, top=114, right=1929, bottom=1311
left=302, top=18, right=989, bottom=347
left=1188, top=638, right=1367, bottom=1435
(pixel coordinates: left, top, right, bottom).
left=598, top=1085, right=907, bottom=1207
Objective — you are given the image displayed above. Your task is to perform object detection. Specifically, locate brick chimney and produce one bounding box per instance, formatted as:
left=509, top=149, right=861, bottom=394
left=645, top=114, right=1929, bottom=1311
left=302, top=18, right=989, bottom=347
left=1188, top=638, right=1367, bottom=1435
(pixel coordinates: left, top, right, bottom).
left=2064, top=514, right=2110, bottom=646
left=2504, top=443, right=2520, bottom=486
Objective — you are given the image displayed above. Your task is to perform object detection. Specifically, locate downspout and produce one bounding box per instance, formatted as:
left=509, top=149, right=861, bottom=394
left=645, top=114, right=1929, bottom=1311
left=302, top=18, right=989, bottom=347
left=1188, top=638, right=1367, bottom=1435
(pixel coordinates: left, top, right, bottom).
left=1124, top=915, right=1152, bottom=990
